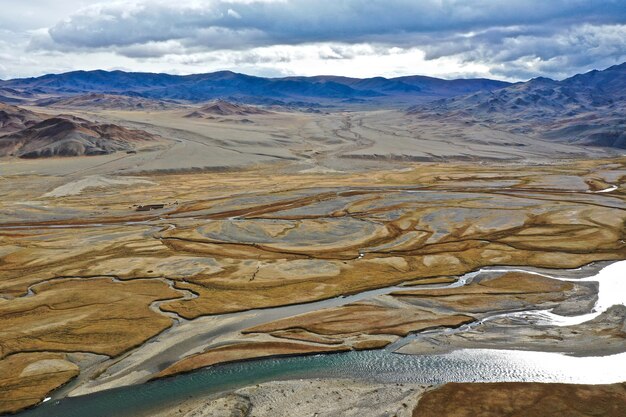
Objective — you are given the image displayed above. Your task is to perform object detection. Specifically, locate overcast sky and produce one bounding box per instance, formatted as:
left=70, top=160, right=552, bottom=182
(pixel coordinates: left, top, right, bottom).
left=1, top=0, right=625, bottom=81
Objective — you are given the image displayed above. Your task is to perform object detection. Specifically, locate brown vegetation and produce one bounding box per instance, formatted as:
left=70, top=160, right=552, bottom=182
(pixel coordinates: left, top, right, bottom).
left=0, top=156, right=624, bottom=413
left=0, top=352, right=79, bottom=414
left=0, top=278, right=179, bottom=358
left=413, top=382, right=626, bottom=417
left=157, top=341, right=349, bottom=378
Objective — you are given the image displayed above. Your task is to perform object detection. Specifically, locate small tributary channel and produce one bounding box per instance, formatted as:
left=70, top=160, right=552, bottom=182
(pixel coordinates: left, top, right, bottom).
left=12, top=260, right=626, bottom=417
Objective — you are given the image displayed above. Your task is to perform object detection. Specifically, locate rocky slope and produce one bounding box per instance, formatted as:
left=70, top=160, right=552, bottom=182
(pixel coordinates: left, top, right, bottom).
left=185, top=100, right=272, bottom=118
left=410, top=62, right=626, bottom=148
left=0, top=113, right=160, bottom=158
left=35, top=93, right=179, bottom=111
left=0, top=103, right=42, bottom=134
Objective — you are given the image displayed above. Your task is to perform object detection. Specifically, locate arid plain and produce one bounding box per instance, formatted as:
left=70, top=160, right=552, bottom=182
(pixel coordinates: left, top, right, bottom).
left=1, top=101, right=625, bottom=416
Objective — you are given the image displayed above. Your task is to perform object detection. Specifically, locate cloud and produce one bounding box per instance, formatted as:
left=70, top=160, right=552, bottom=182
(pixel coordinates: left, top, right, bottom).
left=418, top=23, right=626, bottom=79
left=0, top=0, right=87, bottom=31
left=2, top=0, right=626, bottom=80
left=44, top=0, right=626, bottom=49
left=227, top=8, right=242, bottom=19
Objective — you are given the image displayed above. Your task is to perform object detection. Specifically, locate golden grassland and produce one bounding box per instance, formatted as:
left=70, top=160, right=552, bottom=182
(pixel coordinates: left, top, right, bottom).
left=0, top=157, right=625, bottom=412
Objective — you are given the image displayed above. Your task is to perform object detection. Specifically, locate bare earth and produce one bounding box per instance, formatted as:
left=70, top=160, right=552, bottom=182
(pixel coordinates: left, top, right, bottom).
left=140, top=379, right=626, bottom=417
left=0, top=106, right=625, bottom=414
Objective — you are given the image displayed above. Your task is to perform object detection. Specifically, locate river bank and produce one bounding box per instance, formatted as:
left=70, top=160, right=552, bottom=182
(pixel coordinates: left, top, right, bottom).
left=1, top=158, right=624, bottom=415
left=142, top=379, right=626, bottom=417
left=12, top=348, right=626, bottom=417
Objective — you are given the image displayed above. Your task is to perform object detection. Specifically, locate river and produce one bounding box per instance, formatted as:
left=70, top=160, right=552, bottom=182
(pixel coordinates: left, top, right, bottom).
left=12, top=260, right=626, bottom=417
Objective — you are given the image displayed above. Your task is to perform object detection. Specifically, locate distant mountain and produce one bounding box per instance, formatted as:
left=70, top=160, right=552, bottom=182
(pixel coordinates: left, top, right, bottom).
left=0, top=87, right=37, bottom=105
left=0, top=70, right=510, bottom=106
left=35, top=93, right=179, bottom=111
left=185, top=99, right=272, bottom=118
left=0, top=112, right=160, bottom=158
left=0, top=103, right=42, bottom=134
left=410, top=63, right=626, bottom=148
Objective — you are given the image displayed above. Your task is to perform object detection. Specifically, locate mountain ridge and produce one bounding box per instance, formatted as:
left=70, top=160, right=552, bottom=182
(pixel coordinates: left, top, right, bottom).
left=409, top=62, right=626, bottom=148
left=0, top=69, right=510, bottom=105
left=0, top=104, right=161, bottom=158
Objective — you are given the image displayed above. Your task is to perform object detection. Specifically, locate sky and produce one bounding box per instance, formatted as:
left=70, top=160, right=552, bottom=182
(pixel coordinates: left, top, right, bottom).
left=1, top=0, right=625, bottom=81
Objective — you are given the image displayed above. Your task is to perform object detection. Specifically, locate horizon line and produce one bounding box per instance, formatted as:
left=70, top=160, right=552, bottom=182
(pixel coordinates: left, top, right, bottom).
left=2, top=61, right=623, bottom=85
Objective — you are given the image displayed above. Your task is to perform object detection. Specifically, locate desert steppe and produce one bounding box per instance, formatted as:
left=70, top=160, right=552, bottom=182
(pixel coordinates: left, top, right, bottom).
left=1, top=102, right=625, bottom=415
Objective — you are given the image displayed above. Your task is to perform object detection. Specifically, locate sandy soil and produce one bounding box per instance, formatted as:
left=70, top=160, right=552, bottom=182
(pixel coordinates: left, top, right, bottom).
left=397, top=304, right=626, bottom=357
left=44, top=175, right=155, bottom=197
left=144, top=378, right=427, bottom=417
left=0, top=107, right=625, bottom=414
left=1, top=107, right=616, bottom=177
left=140, top=379, right=626, bottom=417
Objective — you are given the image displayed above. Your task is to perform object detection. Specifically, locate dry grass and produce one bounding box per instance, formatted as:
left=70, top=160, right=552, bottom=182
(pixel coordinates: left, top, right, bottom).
left=0, top=156, right=624, bottom=412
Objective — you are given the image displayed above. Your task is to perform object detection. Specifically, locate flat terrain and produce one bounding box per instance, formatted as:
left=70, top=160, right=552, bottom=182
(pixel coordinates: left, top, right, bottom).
left=138, top=380, right=626, bottom=417
left=1, top=106, right=625, bottom=414
left=1, top=105, right=616, bottom=177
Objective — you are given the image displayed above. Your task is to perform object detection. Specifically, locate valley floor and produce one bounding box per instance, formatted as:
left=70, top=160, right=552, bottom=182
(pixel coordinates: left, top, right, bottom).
left=0, top=108, right=625, bottom=415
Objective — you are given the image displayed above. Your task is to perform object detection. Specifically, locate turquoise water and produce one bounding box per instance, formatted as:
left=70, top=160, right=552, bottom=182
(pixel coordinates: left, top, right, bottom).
left=15, top=348, right=626, bottom=417
left=12, top=260, right=626, bottom=417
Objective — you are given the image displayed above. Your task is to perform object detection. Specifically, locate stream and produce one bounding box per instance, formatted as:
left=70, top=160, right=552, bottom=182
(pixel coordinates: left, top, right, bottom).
left=11, top=260, right=626, bottom=417
left=14, top=349, right=626, bottom=417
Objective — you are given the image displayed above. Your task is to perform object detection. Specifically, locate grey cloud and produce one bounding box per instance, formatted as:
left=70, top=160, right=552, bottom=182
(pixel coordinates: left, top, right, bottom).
left=0, top=0, right=87, bottom=31
left=232, top=52, right=293, bottom=65
left=45, top=0, right=626, bottom=49
left=7, top=0, right=626, bottom=81
left=438, top=23, right=626, bottom=79
left=116, top=41, right=189, bottom=59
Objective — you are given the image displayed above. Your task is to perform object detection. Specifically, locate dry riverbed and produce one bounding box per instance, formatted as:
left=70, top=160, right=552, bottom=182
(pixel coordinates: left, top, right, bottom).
left=0, top=156, right=625, bottom=414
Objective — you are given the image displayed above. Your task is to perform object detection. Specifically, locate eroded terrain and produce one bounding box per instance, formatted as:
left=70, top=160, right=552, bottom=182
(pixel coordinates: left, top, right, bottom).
left=0, top=100, right=625, bottom=414
left=1, top=151, right=625, bottom=413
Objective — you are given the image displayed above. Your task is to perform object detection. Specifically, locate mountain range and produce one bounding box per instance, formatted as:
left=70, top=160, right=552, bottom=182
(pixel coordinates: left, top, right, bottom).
left=0, top=70, right=509, bottom=106
left=411, top=63, right=626, bottom=148
left=0, top=104, right=161, bottom=158
left=1, top=62, right=625, bottom=154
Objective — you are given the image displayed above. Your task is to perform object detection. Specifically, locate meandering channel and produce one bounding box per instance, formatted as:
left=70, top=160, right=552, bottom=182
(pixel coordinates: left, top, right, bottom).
left=11, top=260, right=625, bottom=417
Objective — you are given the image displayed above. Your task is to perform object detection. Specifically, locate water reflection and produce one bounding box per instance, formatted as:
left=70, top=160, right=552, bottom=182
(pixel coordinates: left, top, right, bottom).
left=16, top=348, right=626, bottom=417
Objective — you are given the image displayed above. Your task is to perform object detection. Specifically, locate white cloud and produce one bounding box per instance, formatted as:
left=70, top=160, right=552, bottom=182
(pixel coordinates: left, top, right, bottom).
left=227, top=8, right=241, bottom=19
left=1, top=0, right=625, bottom=80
